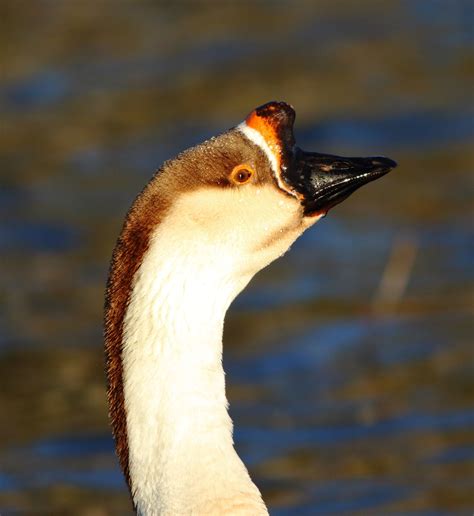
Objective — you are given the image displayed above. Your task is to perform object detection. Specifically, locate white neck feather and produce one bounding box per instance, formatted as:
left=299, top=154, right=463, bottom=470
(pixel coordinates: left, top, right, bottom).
left=121, top=218, right=268, bottom=515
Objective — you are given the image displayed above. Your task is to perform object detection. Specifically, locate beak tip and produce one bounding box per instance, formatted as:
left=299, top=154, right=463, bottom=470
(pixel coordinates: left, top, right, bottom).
left=371, top=156, right=397, bottom=170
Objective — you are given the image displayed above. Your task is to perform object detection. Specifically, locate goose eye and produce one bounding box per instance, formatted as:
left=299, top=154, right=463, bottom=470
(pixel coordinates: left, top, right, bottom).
left=230, top=164, right=254, bottom=185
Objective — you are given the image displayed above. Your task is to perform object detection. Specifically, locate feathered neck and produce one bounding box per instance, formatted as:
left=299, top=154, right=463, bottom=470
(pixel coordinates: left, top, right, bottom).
left=105, top=205, right=268, bottom=515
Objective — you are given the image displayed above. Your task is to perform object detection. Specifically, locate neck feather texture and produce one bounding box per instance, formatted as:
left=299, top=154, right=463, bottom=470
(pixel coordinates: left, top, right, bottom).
left=109, top=218, right=268, bottom=515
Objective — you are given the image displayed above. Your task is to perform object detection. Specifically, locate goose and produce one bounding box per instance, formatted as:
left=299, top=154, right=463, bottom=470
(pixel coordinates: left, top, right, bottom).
left=104, top=101, right=396, bottom=515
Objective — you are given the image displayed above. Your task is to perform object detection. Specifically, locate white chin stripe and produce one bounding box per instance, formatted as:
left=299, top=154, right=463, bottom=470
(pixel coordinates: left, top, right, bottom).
left=238, top=123, right=296, bottom=198
left=238, top=123, right=279, bottom=174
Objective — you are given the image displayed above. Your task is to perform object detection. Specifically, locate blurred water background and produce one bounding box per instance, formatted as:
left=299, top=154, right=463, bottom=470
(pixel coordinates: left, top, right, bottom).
left=1, top=1, right=473, bottom=514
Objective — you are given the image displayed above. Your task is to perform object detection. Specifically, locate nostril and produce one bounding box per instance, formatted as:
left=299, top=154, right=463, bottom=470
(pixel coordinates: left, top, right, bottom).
left=331, top=161, right=349, bottom=170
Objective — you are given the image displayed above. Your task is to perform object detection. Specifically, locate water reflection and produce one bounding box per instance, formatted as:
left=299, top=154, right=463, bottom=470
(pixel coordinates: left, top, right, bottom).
left=1, top=1, right=473, bottom=514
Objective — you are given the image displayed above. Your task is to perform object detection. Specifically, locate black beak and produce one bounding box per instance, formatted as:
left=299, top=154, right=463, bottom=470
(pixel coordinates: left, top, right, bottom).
left=242, top=101, right=397, bottom=216
left=284, top=149, right=397, bottom=216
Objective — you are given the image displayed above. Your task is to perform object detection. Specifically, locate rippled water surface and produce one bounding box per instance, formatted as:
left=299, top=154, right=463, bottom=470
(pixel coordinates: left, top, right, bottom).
left=1, top=1, right=473, bottom=514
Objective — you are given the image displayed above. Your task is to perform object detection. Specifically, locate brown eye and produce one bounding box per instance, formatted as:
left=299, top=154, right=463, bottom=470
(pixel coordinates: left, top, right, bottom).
left=231, top=164, right=254, bottom=185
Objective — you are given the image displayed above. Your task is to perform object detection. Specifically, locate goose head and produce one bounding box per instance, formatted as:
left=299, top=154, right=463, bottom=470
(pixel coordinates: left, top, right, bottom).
left=150, top=101, right=396, bottom=286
